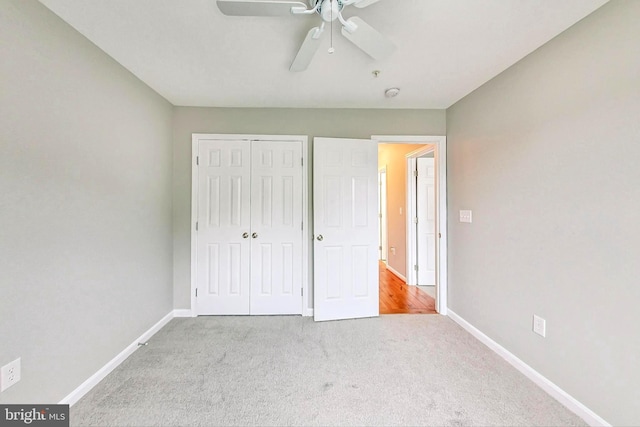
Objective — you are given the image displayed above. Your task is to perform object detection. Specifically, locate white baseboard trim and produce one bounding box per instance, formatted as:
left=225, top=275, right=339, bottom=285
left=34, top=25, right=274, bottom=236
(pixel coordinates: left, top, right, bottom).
left=173, top=309, right=195, bottom=317
left=447, top=309, right=610, bottom=427
left=59, top=310, right=174, bottom=406
left=386, top=265, right=407, bottom=282
left=303, top=308, right=314, bottom=317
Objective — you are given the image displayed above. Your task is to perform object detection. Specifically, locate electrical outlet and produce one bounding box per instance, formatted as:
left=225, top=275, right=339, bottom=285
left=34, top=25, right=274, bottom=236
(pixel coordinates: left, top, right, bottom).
left=533, top=315, right=546, bottom=337
left=1, top=358, right=21, bottom=392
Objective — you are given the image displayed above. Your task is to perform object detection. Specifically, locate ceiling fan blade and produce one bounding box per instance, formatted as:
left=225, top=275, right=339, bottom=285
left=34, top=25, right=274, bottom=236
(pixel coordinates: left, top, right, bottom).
left=217, top=0, right=307, bottom=16
left=290, top=27, right=324, bottom=72
left=341, top=17, right=395, bottom=60
left=353, top=0, right=383, bottom=8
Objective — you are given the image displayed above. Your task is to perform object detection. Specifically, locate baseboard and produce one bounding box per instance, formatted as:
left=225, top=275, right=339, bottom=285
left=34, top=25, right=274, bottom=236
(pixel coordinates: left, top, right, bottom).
left=447, top=310, right=610, bottom=427
left=173, top=309, right=195, bottom=317
left=59, top=310, right=174, bottom=406
left=303, top=308, right=314, bottom=317
left=385, top=265, right=407, bottom=282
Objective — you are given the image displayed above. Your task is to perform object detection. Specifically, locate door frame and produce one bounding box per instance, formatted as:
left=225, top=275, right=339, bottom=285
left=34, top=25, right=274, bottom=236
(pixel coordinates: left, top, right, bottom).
left=373, top=135, right=448, bottom=315
left=190, top=134, right=309, bottom=316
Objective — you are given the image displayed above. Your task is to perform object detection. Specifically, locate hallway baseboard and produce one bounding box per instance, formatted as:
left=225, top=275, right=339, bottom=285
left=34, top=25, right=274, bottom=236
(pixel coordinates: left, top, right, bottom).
left=385, top=265, right=407, bottom=282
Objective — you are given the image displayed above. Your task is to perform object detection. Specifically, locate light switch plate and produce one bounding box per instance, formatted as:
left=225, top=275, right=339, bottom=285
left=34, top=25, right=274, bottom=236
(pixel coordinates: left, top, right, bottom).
left=459, top=210, right=472, bottom=223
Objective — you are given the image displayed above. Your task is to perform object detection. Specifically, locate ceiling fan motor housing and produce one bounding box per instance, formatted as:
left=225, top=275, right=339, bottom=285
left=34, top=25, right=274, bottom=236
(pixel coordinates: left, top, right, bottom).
left=312, top=0, right=344, bottom=22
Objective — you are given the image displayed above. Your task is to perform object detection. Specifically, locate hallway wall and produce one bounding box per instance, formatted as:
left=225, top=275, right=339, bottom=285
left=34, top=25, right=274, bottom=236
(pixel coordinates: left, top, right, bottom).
left=378, top=143, right=426, bottom=278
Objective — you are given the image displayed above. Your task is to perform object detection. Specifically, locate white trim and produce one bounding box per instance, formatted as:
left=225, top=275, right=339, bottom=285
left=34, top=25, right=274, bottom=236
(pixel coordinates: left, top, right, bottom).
left=385, top=264, right=407, bottom=282
left=447, top=310, right=610, bottom=427
left=191, top=134, right=309, bottom=316
left=173, top=309, right=195, bottom=318
left=372, top=135, right=439, bottom=143
left=437, top=137, right=448, bottom=315
left=190, top=135, right=199, bottom=315
left=301, top=139, right=310, bottom=316
left=59, top=311, right=174, bottom=406
left=373, top=135, right=448, bottom=315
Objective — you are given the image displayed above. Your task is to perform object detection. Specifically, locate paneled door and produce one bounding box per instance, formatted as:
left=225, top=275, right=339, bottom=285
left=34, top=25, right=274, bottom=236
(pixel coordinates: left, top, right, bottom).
left=195, top=139, right=303, bottom=315
left=250, top=141, right=303, bottom=314
left=417, top=157, right=436, bottom=286
left=313, top=138, right=379, bottom=322
left=196, top=140, right=251, bottom=315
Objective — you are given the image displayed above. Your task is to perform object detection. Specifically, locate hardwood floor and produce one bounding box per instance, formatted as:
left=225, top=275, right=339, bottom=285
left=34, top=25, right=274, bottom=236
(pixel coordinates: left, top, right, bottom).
left=379, top=261, right=437, bottom=314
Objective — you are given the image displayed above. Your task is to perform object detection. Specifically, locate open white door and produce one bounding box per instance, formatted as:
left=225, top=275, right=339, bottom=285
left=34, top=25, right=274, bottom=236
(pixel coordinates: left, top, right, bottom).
left=417, top=157, right=436, bottom=286
left=379, top=168, right=388, bottom=262
left=313, top=137, right=379, bottom=322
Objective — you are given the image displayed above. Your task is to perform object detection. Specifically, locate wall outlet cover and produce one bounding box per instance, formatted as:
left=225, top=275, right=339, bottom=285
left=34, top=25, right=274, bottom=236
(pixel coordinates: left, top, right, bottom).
left=1, top=358, right=21, bottom=392
left=533, top=315, right=546, bottom=337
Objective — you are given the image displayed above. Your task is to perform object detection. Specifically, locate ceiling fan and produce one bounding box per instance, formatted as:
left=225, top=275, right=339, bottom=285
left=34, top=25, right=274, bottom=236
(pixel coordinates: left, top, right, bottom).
left=217, top=0, right=395, bottom=72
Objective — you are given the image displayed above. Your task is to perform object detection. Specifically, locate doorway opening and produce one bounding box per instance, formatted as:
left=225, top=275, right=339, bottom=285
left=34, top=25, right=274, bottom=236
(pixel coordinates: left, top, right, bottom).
left=375, top=136, right=447, bottom=315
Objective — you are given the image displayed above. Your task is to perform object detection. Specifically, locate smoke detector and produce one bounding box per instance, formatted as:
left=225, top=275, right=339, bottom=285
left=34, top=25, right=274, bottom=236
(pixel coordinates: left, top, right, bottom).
left=384, top=87, right=400, bottom=98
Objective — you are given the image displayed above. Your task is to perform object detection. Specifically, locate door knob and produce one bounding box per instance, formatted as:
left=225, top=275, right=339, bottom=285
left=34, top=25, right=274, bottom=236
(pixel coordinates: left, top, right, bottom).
left=252, top=232, right=258, bottom=238
left=242, top=232, right=249, bottom=239
left=316, top=234, right=323, bottom=241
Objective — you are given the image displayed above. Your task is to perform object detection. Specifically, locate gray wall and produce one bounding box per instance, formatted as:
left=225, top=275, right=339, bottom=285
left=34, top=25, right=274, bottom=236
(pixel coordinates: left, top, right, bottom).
left=173, top=108, right=446, bottom=309
left=446, top=1, right=639, bottom=425
left=0, top=0, right=173, bottom=403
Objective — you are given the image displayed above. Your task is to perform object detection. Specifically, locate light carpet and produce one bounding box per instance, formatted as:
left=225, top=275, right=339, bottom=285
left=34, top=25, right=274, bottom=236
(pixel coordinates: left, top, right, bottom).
left=70, top=315, right=585, bottom=426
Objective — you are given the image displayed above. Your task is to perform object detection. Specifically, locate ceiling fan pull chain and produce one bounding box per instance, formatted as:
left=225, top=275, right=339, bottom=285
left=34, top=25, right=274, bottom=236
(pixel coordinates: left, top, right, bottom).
left=329, top=0, right=334, bottom=53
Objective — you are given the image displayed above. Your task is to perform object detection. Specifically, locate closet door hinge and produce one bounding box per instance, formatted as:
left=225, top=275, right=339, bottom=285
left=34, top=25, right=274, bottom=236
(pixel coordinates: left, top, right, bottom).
left=301, top=288, right=303, bottom=296
left=413, top=217, right=418, bottom=224
left=301, top=157, right=303, bottom=167
left=196, top=221, right=199, bottom=231
left=414, top=265, right=419, bottom=271
left=196, top=156, right=199, bottom=166
left=413, top=170, right=418, bottom=177
left=195, top=288, right=198, bottom=297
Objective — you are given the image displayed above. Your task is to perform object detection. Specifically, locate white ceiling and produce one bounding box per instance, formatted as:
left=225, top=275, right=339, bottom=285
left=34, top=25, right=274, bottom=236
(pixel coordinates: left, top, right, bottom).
left=38, top=0, right=608, bottom=109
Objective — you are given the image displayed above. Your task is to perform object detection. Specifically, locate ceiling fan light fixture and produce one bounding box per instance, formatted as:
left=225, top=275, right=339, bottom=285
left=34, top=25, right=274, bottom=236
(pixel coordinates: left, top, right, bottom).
left=217, top=0, right=393, bottom=72
left=384, top=87, right=400, bottom=98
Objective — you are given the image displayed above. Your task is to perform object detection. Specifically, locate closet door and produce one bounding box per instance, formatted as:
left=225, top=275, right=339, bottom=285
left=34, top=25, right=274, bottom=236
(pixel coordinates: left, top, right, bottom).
left=196, top=140, right=251, bottom=315
left=250, top=141, right=303, bottom=314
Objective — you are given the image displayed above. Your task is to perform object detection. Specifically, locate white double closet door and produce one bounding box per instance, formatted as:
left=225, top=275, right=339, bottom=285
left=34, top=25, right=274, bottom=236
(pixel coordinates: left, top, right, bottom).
left=196, top=139, right=303, bottom=315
